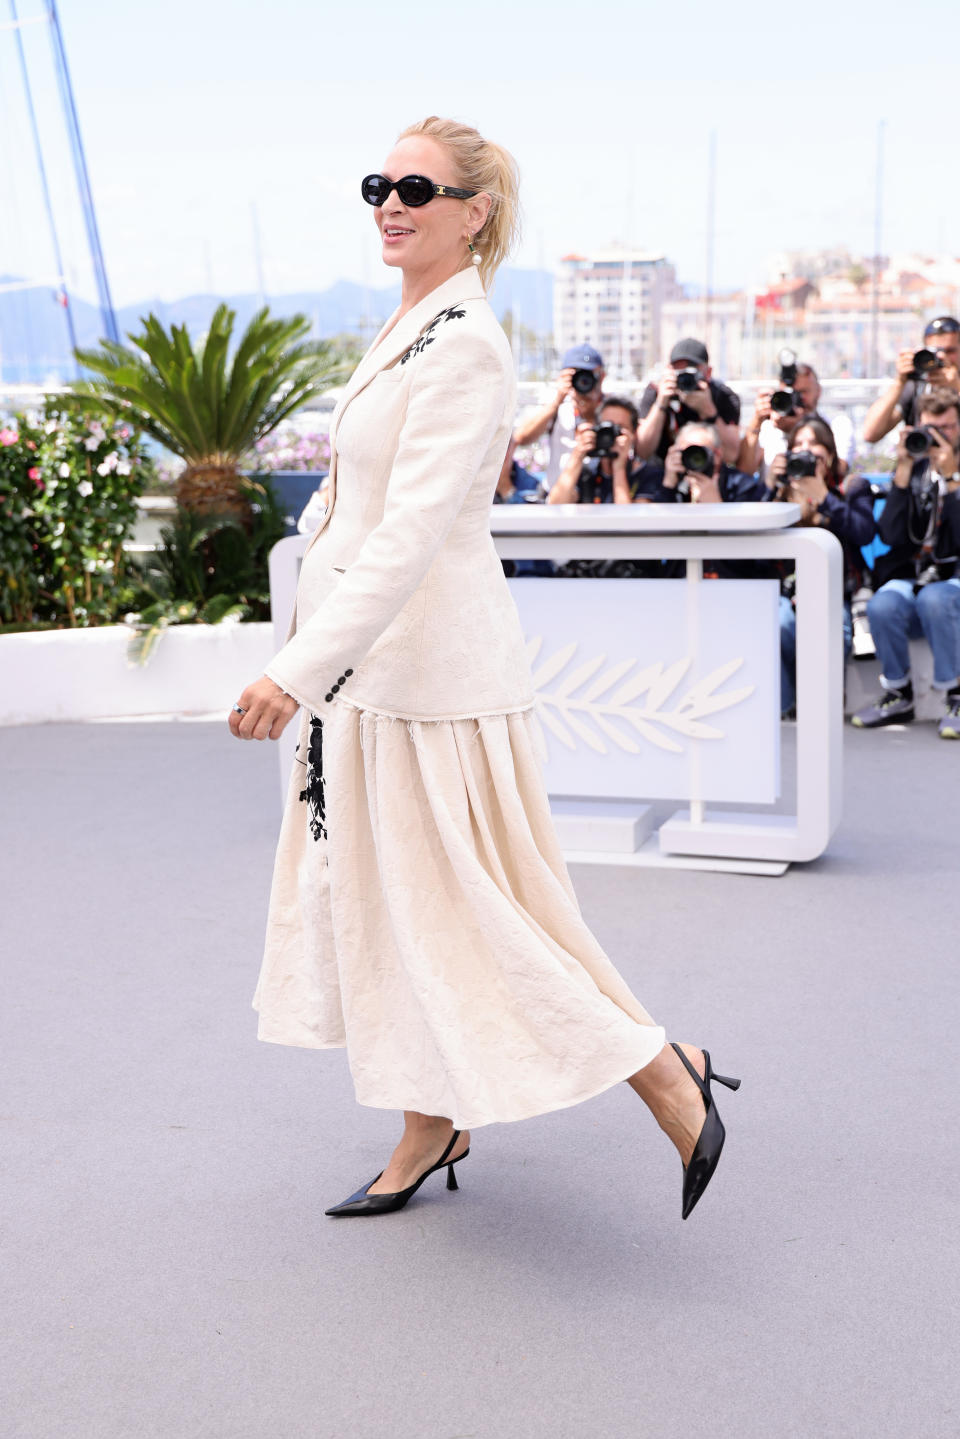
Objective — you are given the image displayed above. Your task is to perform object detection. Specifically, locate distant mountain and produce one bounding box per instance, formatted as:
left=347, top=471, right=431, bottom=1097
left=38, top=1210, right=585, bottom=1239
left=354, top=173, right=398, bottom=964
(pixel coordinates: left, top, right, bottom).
left=0, top=267, right=555, bottom=384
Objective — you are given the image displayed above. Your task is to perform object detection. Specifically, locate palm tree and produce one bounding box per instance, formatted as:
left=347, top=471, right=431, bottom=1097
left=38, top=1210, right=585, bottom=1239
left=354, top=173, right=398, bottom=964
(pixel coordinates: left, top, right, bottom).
left=71, top=305, right=347, bottom=520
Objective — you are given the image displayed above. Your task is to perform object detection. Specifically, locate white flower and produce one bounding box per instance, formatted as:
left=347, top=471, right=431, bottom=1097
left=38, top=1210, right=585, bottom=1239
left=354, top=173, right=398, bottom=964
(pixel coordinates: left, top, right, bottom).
left=96, top=463, right=109, bottom=477
left=115, top=459, right=131, bottom=476
left=78, top=480, right=94, bottom=497
left=44, top=419, right=59, bottom=434
left=58, top=462, right=71, bottom=478
left=84, top=436, right=99, bottom=452
left=88, top=420, right=105, bottom=438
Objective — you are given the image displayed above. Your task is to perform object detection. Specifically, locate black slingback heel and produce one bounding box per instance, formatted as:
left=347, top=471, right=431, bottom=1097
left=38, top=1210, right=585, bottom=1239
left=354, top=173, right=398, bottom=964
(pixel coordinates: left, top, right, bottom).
left=671, top=1043, right=741, bottom=1220
left=324, top=1129, right=469, bottom=1217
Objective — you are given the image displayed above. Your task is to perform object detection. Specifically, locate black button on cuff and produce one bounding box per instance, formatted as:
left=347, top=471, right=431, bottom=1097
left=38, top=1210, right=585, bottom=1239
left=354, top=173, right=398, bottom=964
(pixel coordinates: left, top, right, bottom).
left=324, top=692, right=333, bottom=703
left=344, top=668, right=353, bottom=677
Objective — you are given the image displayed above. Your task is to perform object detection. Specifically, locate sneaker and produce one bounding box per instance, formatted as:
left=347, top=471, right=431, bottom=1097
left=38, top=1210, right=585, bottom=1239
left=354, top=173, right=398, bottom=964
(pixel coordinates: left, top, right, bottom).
left=939, top=695, right=960, bottom=739
left=851, top=689, right=915, bottom=728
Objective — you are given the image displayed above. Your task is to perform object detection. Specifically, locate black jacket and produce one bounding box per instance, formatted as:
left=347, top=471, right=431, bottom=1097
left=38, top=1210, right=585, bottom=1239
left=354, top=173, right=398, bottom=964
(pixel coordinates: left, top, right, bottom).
left=817, top=475, right=876, bottom=593
left=874, top=464, right=960, bottom=588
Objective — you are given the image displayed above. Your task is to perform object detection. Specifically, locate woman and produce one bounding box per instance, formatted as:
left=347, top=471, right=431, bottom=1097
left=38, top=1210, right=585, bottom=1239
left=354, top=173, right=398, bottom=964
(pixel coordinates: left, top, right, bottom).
left=770, top=417, right=876, bottom=716
left=229, top=117, right=738, bottom=1221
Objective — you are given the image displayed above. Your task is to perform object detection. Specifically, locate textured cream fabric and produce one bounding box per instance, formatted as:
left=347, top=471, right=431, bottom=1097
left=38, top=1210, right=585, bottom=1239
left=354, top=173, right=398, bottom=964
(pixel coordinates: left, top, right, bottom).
left=264, top=268, right=533, bottom=720
left=253, top=703, right=665, bottom=1129
left=253, top=268, right=664, bottom=1126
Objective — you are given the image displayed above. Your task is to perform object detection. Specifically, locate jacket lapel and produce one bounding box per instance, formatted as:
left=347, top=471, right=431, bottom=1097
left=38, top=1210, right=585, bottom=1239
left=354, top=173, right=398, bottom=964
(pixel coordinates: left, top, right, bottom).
left=301, top=268, right=487, bottom=563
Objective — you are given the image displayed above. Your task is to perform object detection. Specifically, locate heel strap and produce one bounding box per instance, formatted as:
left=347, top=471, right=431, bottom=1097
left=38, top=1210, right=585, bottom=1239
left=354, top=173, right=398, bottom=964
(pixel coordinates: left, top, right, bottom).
left=436, top=1129, right=461, bottom=1168
left=670, top=1043, right=709, bottom=1096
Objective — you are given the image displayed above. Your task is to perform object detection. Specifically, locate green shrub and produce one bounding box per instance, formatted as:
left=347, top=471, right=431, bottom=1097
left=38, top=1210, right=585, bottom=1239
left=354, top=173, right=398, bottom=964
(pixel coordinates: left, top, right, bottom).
left=0, top=407, right=149, bottom=628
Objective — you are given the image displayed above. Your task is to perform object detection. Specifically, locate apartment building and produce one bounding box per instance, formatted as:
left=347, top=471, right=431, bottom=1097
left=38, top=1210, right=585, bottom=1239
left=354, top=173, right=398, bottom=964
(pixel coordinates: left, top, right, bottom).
left=553, top=249, right=679, bottom=378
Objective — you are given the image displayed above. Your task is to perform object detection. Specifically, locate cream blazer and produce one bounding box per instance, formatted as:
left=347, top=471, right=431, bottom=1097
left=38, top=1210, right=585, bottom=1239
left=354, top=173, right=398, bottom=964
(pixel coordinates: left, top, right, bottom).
left=264, top=268, right=534, bottom=721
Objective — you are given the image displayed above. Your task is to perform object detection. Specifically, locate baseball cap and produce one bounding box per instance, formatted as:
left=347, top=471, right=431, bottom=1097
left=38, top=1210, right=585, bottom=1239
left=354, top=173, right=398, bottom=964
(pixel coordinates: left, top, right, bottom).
left=924, top=315, right=960, bottom=337
left=669, top=337, right=709, bottom=365
left=562, top=343, right=604, bottom=370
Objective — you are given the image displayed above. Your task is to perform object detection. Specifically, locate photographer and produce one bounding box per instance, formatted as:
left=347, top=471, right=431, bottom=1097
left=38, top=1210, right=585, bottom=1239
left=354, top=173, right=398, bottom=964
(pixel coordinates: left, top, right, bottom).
left=548, top=396, right=667, bottom=505
left=773, top=418, right=876, bottom=717
left=494, top=436, right=543, bottom=505
left=660, top=421, right=766, bottom=505
left=862, top=316, right=960, bottom=444
left=636, top=338, right=742, bottom=466
left=513, top=344, right=605, bottom=492
left=739, top=353, right=855, bottom=479
left=852, top=388, right=960, bottom=737
left=656, top=421, right=769, bottom=579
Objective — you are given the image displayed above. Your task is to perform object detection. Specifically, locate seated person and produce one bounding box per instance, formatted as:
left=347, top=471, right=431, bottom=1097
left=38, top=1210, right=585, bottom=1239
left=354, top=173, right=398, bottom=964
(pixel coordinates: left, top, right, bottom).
left=658, top=421, right=770, bottom=579
left=494, top=437, right=543, bottom=504
left=660, top=422, right=767, bottom=505
left=852, top=388, right=960, bottom=738
left=772, top=418, right=876, bottom=717
left=494, top=437, right=553, bottom=578
left=547, top=395, right=667, bottom=505
left=636, top=338, right=742, bottom=467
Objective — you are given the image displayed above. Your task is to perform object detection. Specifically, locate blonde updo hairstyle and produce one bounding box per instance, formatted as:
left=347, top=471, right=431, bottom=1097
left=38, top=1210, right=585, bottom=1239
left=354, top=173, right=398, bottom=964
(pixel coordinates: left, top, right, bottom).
left=398, top=116, right=520, bottom=291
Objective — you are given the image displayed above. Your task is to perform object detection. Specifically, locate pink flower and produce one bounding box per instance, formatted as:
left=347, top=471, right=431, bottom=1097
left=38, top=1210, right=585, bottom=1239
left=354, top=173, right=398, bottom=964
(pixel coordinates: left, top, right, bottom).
left=26, top=440, right=37, bottom=451
left=0, top=428, right=17, bottom=447
left=28, top=467, right=41, bottom=480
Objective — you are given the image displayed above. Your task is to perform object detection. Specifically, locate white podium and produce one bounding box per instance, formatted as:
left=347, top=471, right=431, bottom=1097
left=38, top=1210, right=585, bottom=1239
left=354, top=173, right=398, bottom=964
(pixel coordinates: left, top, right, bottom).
left=269, top=502, right=843, bottom=876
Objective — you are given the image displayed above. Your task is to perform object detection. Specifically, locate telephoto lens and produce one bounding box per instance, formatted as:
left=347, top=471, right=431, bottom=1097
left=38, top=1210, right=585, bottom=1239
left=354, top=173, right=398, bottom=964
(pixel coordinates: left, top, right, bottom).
left=680, top=443, right=713, bottom=474
left=785, top=450, right=818, bottom=480
left=571, top=368, right=598, bottom=395
left=675, top=367, right=701, bottom=393
left=904, top=427, right=934, bottom=456
left=770, top=389, right=797, bottom=415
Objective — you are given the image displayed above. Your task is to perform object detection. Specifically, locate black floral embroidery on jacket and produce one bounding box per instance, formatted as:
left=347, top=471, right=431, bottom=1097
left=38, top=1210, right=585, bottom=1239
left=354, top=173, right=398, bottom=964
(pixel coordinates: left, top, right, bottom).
left=298, top=716, right=327, bottom=841
left=399, top=305, right=467, bottom=365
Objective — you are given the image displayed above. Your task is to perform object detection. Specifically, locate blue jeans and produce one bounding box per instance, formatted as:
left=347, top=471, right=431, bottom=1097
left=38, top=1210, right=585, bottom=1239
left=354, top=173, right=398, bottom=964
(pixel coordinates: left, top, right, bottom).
left=867, top=577, right=960, bottom=690
left=779, top=594, right=852, bottom=714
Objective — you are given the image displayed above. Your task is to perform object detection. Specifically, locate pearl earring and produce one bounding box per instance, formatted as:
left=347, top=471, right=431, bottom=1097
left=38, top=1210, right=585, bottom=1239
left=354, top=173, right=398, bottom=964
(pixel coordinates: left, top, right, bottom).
left=468, top=237, right=482, bottom=266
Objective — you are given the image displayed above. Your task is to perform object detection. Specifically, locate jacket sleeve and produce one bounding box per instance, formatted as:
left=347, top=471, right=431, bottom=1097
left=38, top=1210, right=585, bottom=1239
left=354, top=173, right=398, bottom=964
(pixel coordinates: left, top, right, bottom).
left=819, top=478, right=876, bottom=546
left=877, top=483, right=912, bottom=547
left=264, top=327, right=511, bottom=712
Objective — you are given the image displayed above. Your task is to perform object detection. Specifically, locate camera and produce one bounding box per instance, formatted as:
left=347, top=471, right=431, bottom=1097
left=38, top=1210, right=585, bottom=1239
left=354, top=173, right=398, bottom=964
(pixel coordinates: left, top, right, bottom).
left=785, top=450, right=818, bottom=480
left=910, top=348, right=944, bottom=382
left=680, top=443, right=713, bottom=475
left=571, top=368, right=599, bottom=395
left=904, top=425, right=939, bottom=456
left=589, top=422, right=620, bottom=459
left=675, top=366, right=702, bottom=394
left=771, top=347, right=801, bottom=416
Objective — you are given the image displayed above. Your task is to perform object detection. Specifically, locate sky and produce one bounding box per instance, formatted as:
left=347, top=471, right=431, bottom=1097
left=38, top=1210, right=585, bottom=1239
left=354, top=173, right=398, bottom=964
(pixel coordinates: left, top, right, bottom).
left=2, top=0, right=960, bottom=311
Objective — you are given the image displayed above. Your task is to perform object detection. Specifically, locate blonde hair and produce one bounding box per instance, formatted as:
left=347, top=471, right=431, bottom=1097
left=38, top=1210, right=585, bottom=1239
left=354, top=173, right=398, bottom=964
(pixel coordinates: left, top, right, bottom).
left=398, top=116, right=520, bottom=290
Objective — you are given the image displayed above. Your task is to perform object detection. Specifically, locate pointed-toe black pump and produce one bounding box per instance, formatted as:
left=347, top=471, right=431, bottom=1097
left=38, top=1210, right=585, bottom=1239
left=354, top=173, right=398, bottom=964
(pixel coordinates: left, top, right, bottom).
left=324, top=1129, right=469, bottom=1217
left=671, top=1043, right=741, bottom=1220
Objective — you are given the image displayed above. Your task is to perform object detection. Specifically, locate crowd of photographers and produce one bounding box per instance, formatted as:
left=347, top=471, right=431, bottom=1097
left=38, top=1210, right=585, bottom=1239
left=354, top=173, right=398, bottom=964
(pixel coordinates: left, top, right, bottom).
left=503, top=322, right=960, bottom=739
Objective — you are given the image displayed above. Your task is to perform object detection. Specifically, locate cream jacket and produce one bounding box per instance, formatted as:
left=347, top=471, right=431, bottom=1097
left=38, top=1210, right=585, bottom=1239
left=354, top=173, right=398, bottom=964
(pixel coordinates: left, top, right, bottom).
left=264, top=268, right=534, bottom=720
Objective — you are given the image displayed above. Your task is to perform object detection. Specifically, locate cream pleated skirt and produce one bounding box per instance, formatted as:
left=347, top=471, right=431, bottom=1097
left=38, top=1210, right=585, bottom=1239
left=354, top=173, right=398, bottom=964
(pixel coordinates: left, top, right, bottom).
left=253, top=702, right=665, bottom=1129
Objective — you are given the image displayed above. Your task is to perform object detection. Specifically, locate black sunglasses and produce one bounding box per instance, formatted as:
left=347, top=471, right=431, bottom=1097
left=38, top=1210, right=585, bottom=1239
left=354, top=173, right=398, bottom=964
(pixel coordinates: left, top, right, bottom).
left=361, top=173, right=478, bottom=208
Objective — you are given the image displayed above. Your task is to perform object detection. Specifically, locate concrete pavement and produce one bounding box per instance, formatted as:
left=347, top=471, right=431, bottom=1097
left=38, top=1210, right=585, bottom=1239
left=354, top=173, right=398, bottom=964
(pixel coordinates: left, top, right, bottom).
left=2, top=716, right=957, bottom=1438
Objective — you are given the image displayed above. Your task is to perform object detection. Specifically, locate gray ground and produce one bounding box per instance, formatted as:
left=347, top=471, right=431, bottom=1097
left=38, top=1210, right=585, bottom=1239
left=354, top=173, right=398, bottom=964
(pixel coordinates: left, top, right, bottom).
left=2, top=716, right=958, bottom=1439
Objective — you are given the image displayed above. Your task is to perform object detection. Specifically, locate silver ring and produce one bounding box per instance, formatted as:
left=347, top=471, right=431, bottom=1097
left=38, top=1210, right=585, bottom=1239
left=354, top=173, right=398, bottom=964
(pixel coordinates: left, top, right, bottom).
left=232, top=702, right=246, bottom=715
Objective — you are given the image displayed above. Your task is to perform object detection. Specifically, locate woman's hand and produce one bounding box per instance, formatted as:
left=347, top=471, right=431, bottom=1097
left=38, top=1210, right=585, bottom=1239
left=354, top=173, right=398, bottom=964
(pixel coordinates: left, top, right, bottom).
left=766, top=453, right=788, bottom=493
left=228, top=676, right=299, bottom=741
